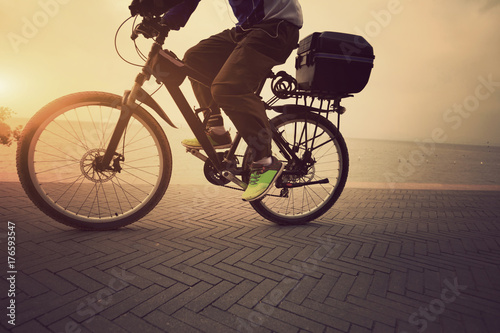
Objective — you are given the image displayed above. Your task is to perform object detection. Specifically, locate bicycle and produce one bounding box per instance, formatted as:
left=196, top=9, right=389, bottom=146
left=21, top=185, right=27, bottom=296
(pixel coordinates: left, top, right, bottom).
left=16, top=15, right=371, bottom=230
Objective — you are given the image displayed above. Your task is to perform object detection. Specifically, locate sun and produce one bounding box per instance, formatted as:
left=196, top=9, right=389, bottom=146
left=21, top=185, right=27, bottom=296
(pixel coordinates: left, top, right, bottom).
left=0, top=78, right=9, bottom=95
left=0, top=75, right=18, bottom=99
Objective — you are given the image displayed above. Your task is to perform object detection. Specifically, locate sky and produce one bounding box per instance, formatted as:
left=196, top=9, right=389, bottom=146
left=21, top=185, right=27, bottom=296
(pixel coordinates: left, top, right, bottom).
left=1, top=0, right=500, bottom=146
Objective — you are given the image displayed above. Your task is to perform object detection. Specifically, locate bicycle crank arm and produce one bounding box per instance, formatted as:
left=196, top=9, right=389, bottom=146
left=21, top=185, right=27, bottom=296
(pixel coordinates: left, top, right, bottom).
left=222, top=171, right=247, bottom=190
left=187, top=148, right=208, bottom=162
left=276, top=178, right=329, bottom=188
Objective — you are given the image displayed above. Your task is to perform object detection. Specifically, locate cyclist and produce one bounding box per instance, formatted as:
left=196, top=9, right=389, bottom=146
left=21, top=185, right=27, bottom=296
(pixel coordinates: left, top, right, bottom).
left=159, top=0, right=303, bottom=201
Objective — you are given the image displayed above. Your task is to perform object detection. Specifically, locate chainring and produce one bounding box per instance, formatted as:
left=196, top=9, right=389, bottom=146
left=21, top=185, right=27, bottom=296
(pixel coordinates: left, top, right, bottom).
left=203, top=152, right=231, bottom=186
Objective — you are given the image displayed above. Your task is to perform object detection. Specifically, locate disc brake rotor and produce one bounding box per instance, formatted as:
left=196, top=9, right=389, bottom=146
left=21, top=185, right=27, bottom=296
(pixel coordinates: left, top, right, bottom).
left=80, top=148, right=117, bottom=183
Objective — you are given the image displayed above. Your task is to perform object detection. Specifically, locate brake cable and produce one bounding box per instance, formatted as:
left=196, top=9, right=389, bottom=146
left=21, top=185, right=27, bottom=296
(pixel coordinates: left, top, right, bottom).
left=114, top=16, right=142, bottom=67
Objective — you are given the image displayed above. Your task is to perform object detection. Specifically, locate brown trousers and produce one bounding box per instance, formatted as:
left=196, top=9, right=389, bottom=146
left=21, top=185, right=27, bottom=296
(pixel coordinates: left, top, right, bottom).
left=183, top=19, right=300, bottom=160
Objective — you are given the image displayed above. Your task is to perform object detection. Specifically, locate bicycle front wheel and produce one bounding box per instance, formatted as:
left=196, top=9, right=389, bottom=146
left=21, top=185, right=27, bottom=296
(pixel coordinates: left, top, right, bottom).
left=247, top=112, right=349, bottom=225
left=16, top=92, right=172, bottom=230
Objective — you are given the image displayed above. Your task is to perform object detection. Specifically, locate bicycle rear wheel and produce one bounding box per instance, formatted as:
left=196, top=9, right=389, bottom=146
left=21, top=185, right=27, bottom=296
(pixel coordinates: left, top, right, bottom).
left=247, top=111, right=349, bottom=225
left=16, top=91, right=172, bottom=230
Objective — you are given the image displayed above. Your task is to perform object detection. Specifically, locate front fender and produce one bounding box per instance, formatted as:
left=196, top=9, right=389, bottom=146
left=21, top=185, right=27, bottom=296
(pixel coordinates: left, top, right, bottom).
left=126, top=88, right=177, bottom=129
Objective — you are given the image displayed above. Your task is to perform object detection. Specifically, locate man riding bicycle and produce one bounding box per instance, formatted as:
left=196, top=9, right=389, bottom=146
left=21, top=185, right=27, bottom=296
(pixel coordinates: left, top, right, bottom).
left=137, top=0, right=303, bottom=202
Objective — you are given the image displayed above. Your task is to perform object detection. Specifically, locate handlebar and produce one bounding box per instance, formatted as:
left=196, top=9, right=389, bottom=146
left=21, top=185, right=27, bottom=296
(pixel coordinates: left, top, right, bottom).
left=131, top=16, right=169, bottom=41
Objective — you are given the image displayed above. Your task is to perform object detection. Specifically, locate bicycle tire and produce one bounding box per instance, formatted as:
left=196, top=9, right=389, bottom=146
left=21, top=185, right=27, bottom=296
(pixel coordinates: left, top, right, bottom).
left=16, top=91, right=172, bottom=230
left=246, top=111, right=349, bottom=225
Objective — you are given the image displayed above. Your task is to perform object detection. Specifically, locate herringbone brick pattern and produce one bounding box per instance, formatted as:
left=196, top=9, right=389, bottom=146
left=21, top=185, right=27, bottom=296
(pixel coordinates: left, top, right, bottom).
left=1, top=181, right=499, bottom=332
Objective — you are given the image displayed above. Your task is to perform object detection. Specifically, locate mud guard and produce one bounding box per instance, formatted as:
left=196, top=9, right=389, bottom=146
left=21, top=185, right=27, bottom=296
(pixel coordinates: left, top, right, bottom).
left=125, top=88, right=178, bottom=129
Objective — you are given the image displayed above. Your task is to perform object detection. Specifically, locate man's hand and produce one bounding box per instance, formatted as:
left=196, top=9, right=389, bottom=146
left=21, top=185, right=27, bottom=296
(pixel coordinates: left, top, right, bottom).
left=129, top=0, right=184, bottom=17
left=131, top=18, right=169, bottom=40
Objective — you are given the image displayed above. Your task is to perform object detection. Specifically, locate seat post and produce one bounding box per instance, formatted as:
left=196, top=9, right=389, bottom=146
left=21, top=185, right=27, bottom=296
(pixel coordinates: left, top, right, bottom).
left=255, top=71, right=274, bottom=97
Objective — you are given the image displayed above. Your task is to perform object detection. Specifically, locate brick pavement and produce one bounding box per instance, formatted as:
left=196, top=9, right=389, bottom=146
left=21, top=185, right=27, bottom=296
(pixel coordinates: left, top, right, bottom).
left=0, top=181, right=499, bottom=333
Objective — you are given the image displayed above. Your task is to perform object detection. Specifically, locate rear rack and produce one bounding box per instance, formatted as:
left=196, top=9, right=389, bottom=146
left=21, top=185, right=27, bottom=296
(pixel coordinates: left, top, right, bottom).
left=264, top=71, right=353, bottom=114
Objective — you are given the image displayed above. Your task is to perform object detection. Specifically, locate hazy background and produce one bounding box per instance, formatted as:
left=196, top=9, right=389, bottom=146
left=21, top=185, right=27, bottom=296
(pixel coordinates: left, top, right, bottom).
left=1, top=0, right=500, bottom=146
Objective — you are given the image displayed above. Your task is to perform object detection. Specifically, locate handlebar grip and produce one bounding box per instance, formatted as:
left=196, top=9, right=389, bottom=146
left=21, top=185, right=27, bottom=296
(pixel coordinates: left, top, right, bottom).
left=131, top=19, right=169, bottom=40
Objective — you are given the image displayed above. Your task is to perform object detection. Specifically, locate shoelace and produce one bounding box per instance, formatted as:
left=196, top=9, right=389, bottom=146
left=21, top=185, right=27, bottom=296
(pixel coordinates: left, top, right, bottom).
left=248, top=167, right=266, bottom=186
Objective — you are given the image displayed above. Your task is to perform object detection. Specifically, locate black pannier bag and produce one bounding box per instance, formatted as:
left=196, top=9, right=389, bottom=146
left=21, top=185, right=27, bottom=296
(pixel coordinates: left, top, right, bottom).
left=295, top=31, right=375, bottom=95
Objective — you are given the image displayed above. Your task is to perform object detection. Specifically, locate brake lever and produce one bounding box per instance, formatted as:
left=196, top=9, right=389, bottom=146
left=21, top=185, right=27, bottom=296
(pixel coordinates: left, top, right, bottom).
left=131, top=17, right=169, bottom=40
left=131, top=22, right=156, bottom=40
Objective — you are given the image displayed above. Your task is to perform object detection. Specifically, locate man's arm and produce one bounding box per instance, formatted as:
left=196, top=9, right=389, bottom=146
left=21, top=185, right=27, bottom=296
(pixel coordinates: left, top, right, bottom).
left=161, top=0, right=201, bottom=30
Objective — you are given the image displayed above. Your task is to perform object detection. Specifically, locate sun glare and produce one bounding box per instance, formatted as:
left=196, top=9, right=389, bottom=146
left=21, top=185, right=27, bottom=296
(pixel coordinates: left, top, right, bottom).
left=0, top=78, right=10, bottom=96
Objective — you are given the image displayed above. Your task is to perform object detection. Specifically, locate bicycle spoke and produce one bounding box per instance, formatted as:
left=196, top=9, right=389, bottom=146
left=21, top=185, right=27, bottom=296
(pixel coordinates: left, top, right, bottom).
left=110, top=180, right=125, bottom=215
left=122, top=164, right=160, bottom=177
left=50, top=119, right=90, bottom=151
left=116, top=171, right=155, bottom=195
left=111, top=176, right=141, bottom=209
left=121, top=144, right=159, bottom=155
left=35, top=161, right=81, bottom=175
left=52, top=174, right=86, bottom=206
left=37, top=135, right=84, bottom=161
left=75, top=108, right=90, bottom=150
left=62, top=112, right=90, bottom=152
left=34, top=150, right=79, bottom=163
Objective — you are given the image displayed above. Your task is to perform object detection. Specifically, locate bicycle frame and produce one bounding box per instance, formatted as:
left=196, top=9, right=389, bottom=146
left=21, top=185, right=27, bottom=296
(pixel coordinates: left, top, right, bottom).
left=100, top=32, right=223, bottom=169
left=100, top=29, right=307, bottom=190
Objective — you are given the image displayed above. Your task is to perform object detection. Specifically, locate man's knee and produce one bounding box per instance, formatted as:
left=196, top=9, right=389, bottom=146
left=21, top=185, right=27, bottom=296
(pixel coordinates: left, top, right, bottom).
left=211, top=83, right=233, bottom=107
left=183, top=45, right=198, bottom=65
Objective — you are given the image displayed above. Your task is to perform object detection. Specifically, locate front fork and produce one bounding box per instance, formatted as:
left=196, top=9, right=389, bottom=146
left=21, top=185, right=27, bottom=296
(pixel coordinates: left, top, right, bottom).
left=97, top=38, right=164, bottom=172
left=97, top=74, right=146, bottom=171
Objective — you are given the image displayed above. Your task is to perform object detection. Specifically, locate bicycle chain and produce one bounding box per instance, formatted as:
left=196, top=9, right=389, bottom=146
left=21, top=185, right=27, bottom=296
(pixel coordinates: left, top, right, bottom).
left=222, top=184, right=243, bottom=192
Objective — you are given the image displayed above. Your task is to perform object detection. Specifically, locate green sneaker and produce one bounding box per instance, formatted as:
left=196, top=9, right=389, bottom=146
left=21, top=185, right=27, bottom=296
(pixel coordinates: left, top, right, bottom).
left=181, top=130, right=232, bottom=150
left=242, top=157, right=284, bottom=202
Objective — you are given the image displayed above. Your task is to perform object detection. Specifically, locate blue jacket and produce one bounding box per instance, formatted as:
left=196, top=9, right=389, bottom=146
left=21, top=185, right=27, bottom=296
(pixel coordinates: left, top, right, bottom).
left=162, top=0, right=303, bottom=30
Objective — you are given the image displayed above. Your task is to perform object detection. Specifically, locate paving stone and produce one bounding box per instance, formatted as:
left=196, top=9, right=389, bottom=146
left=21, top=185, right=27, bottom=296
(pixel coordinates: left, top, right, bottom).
left=286, top=275, right=318, bottom=304
left=30, top=269, right=77, bottom=295
left=227, top=303, right=290, bottom=333
left=101, top=284, right=164, bottom=320
left=173, top=307, right=236, bottom=333
left=158, top=281, right=212, bottom=315
left=237, top=279, right=278, bottom=308
left=185, top=281, right=235, bottom=313
left=173, top=263, right=223, bottom=285
left=302, top=298, right=372, bottom=330
left=151, top=265, right=200, bottom=286
left=114, top=312, right=165, bottom=333
left=82, top=314, right=127, bottom=333
left=279, top=300, right=347, bottom=332
left=144, top=309, right=199, bottom=333
left=11, top=319, right=53, bottom=333
left=58, top=268, right=105, bottom=293
left=212, top=305, right=284, bottom=332
left=368, top=271, right=390, bottom=297
left=329, top=273, right=356, bottom=301
left=348, top=272, right=373, bottom=299
left=212, top=280, right=257, bottom=311
left=130, top=283, right=189, bottom=317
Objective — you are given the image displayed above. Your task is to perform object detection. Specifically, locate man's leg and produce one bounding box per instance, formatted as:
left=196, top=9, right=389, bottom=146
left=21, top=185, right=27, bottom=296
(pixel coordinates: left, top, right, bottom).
left=211, top=20, right=300, bottom=200
left=212, top=20, right=300, bottom=161
left=181, top=30, right=236, bottom=148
